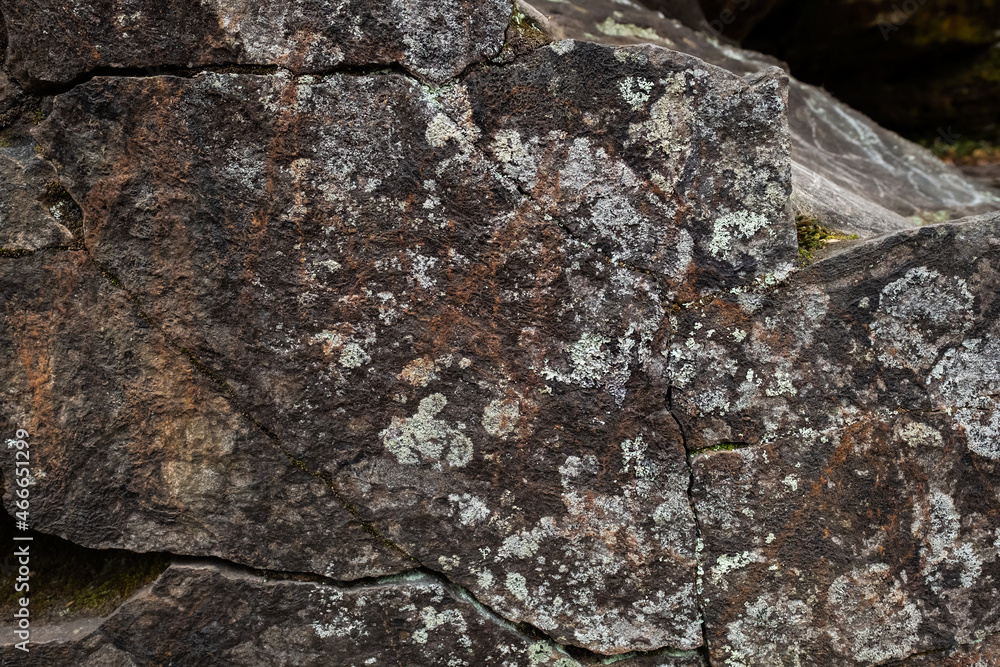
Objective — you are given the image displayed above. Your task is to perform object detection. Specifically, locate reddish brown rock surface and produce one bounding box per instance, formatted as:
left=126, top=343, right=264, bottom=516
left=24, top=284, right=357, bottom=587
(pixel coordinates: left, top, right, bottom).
left=0, top=0, right=998, bottom=665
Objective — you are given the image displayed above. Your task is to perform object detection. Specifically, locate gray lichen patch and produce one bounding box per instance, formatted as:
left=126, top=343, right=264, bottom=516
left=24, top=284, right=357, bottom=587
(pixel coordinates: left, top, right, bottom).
left=382, top=394, right=474, bottom=468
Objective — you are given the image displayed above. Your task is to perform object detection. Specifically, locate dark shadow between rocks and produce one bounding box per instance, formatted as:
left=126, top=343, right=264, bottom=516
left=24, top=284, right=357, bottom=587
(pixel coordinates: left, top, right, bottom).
left=0, top=500, right=170, bottom=626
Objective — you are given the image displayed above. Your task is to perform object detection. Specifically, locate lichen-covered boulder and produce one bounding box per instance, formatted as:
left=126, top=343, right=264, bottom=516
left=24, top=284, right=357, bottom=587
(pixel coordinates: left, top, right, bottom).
left=2, top=0, right=1000, bottom=664
left=0, top=251, right=408, bottom=579
left=6, top=36, right=793, bottom=655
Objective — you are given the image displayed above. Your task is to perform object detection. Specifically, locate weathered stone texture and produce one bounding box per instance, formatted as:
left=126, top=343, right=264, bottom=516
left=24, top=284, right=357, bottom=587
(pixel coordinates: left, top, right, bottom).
left=0, top=0, right=511, bottom=87
left=18, top=40, right=792, bottom=654
left=1, top=0, right=999, bottom=665
left=0, top=562, right=598, bottom=666
left=0, top=146, right=73, bottom=250
left=0, top=251, right=409, bottom=579
left=683, top=214, right=1000, bottom=664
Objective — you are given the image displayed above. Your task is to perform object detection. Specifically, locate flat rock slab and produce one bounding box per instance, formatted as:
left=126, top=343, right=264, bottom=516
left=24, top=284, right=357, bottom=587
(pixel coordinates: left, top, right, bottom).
left=0, top=0, right=511, bottom=87
left=9, top=41, right=794, bottom=655
left=3, top=1, right=999, bottom=663
left=0, top=562, right=605, bottom=666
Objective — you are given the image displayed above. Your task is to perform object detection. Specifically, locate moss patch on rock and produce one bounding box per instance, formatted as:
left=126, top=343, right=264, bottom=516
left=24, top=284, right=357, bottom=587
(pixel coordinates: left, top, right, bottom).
left=796, top=214, right=858, bottom=263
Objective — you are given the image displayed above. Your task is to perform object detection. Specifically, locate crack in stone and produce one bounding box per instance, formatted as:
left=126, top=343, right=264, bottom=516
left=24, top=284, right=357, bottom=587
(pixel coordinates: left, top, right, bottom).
left=29, top=62, right=423, bottom=100
left=667, top=395, right=713, bottom=666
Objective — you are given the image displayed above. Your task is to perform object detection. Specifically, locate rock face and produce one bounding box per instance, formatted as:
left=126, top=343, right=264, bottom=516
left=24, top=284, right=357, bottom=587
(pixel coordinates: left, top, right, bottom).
left=685, top=214, right=1000, bottom=663
left=16, top=38, right=794, bottom=655
left=1, top=1, right=999, bottom=665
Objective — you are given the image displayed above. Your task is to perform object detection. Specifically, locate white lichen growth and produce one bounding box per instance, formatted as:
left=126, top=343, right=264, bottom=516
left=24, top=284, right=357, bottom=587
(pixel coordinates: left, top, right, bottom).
left=339, top=342, right=368, bottom=368
left=506, top=572, right=529, bottom=601
left=381, top=394, right=473, bottom=467
left=482, top=398, right=520, bottom=437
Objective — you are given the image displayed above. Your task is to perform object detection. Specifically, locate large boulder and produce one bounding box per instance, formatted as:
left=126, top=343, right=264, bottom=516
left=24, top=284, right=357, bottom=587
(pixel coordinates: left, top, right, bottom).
left=1, top=0, right=999, bottom=665
left=5, top=15, right=795, bottom=655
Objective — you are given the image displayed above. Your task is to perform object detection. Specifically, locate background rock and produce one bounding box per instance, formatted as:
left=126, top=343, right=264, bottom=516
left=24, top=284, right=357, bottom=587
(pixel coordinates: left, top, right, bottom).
left=532, top=0, right=1000, bottom=236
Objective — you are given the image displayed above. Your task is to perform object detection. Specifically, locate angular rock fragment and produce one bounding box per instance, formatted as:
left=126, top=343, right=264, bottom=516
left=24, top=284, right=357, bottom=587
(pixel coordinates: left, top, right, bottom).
left=0, top=145, right=74, bottom=250
left=24, top=40, right=793, bottom=654
left=0, top=0, right=512, bottom=87
left=680, top=213, right=1000, bottom=664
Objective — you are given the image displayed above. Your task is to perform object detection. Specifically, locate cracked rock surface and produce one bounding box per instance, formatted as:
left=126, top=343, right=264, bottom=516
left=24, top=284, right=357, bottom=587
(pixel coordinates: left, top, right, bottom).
left=0, top=0, right=511, bottom=87
left=0, top=0, right=999, bottom=665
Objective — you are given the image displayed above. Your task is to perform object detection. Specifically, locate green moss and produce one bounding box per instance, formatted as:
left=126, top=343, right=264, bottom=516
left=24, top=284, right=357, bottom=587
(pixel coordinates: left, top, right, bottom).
left=0, top=138, right=11, bottom=148
left=922, top=137, right=1000, bottom=165
left=907, top=14, right=996, bottom=48
left=796, top=214, right=858, bottom=264
left=493, top=2, right=550, bottom=63
left=689, top=442, right=749, bottom=457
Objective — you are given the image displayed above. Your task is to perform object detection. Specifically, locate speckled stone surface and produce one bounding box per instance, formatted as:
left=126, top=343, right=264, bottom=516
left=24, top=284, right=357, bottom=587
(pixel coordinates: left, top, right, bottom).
left=17, top=40, right=791, bottom=654
left=1, top=0, right=999, bottom=665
